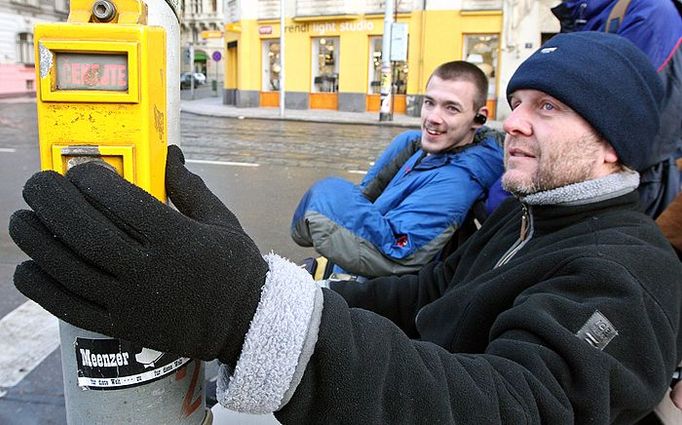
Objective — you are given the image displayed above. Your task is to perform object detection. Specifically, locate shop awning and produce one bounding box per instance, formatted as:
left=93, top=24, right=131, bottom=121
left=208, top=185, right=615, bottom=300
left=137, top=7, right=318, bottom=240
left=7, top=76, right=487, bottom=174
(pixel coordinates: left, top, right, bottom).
left=194, top=50, right=207, bottom=61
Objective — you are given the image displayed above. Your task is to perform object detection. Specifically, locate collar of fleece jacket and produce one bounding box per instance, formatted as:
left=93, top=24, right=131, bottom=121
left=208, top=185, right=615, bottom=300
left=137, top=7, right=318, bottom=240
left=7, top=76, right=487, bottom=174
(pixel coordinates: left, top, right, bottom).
left=520, top=169, right=639, bottom=207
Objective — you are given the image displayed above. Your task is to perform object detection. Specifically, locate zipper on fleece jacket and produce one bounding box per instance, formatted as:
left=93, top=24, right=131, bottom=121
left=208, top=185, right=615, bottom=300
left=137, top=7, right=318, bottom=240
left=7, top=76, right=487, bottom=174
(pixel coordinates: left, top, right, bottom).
left=494, top=204, right=534, bottom=268
left=415, top=204, right=532, bottom=330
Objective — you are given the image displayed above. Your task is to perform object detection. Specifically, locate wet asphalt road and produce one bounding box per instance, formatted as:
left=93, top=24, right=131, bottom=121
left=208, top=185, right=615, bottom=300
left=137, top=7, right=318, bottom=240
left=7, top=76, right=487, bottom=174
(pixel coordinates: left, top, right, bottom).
left=0, top=100, right=411, bottom=424
left=180, top=110, right=402, bottom=171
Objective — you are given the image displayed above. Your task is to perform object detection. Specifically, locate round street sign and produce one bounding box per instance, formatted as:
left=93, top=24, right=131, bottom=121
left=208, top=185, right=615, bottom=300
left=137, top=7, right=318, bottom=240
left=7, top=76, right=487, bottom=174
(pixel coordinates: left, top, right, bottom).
left=212, top=51, right=222, bottom=62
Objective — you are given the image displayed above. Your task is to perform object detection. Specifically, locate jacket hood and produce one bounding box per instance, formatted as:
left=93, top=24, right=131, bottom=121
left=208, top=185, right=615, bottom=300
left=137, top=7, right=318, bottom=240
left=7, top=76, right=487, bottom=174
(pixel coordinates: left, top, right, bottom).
left=552, top=1, right=613, bottom=32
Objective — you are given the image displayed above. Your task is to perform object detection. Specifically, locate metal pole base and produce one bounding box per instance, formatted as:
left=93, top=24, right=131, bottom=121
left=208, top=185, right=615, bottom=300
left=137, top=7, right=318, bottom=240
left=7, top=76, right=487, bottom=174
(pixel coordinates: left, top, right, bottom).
left=379, top=112, right=394, bottom=122
left=60, top=322, right=208, bottom=425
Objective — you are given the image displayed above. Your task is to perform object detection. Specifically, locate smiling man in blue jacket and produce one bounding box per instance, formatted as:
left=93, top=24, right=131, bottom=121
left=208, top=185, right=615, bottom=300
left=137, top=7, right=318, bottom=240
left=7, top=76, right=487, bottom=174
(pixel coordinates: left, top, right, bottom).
left=291, top=61, right=504, bottom=277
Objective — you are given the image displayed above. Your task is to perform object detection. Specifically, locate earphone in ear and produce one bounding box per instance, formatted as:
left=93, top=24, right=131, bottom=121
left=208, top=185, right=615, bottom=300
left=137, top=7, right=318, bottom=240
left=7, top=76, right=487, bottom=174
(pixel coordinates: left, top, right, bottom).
left=474, top=113, right=487, bottom=125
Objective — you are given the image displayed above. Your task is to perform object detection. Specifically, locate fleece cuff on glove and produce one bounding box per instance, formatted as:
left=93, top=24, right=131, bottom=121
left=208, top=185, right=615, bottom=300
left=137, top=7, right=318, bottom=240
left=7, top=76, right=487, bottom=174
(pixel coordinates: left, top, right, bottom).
left=217, top=253, right=323, bottom=413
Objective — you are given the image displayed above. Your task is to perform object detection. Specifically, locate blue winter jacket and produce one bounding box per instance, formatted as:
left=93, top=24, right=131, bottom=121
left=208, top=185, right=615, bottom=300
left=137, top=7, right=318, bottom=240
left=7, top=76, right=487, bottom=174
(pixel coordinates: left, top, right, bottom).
left=291, top=128, right=504, bottom=277
left=552, top=0, right=682, bottom=217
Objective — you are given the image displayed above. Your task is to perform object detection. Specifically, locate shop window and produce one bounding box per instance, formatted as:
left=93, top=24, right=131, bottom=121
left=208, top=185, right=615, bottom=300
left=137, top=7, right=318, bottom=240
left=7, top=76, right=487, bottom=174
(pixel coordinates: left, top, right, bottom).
left=16, top=32, right=34, bottom=65
left=262, top=40, right=281, bottom=92
left=368, top=36, right=382, bottom=94
left=393, top=62, right=408, bottom=95
left=463, top=34, right=499, bottom=101
left=367, top=36, right=408, bottom=95
left=311, top=37, right=339, bottom=93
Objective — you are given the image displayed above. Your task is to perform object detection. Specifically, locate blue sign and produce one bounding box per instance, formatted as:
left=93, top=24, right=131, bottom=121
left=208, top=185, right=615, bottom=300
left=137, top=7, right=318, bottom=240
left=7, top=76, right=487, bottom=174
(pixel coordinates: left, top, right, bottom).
left=212, top=51, right=222, bottom=62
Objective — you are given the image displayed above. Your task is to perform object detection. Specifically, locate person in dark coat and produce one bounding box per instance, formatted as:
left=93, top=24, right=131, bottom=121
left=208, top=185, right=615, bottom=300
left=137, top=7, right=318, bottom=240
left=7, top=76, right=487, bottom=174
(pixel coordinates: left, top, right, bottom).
left=488, top=0, right=682, bottom=219
left=552, top=0, right=682, bottom=218
left=9, top=32, right=682, bottom=424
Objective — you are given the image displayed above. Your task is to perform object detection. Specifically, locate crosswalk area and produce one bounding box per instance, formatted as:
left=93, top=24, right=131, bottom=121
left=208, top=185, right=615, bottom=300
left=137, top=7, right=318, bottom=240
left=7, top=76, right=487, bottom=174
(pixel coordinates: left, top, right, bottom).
left=0, top=300, right=281, bottom=424
left=0, top=301, right=59, bottom=390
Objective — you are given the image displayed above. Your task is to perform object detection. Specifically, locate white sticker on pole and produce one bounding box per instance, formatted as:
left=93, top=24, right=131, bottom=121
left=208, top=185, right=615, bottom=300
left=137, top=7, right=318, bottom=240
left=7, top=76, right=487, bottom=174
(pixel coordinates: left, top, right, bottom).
left=390, top=23, right=408, bottom=62
left=74, top=337, right=191, bottom=390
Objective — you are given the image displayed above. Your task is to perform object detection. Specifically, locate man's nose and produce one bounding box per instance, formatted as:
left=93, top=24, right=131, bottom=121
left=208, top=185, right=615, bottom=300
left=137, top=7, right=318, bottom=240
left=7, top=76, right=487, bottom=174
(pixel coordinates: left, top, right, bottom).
left=503, top=105, right=532, bottom=137
left=425, top=108, right=444, bottom=124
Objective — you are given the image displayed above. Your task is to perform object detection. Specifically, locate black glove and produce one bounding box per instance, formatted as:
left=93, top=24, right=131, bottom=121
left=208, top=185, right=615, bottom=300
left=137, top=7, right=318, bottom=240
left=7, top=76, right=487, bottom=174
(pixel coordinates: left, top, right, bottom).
left=9, top=145, right=268, bottom=367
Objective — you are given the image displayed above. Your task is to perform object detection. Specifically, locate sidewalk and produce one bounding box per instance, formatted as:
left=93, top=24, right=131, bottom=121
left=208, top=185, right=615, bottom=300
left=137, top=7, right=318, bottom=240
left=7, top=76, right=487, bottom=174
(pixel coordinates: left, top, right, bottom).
left=180, top=96, right=421, bottom=127
left=1, top=94, right=503, bottom=129
left=181, top=96, right=505, bottom=129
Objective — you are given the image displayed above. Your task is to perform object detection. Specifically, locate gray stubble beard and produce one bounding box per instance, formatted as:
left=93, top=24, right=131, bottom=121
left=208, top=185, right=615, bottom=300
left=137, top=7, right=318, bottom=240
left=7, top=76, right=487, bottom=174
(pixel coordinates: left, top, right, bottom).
left=502, top=133, right=603, bottom=197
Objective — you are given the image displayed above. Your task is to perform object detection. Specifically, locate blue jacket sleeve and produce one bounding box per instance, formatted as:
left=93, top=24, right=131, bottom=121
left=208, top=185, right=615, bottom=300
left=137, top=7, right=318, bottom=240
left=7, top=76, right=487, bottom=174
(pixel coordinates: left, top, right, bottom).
left=359, top=130, right=422, bottom=190
left=290, top=134, right=503, bottom=277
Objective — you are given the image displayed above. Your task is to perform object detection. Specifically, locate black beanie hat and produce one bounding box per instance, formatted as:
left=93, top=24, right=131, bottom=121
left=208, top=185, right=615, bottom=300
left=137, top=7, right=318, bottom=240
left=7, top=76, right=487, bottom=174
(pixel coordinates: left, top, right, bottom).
left=506, top=32, right=663, bottom=171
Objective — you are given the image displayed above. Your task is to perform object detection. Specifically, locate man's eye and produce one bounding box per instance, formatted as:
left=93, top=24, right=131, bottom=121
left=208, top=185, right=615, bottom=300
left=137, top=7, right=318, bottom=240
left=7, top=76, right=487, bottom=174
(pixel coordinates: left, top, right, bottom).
left=541, top=102, right=555, bottom=111
left=446, top=106, right=459, bottom=113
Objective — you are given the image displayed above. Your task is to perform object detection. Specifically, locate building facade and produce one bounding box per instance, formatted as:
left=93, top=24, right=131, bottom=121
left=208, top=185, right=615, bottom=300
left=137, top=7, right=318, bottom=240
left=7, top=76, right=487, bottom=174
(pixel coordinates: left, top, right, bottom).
left=0, top=0, right=562, bottom=111
left=222, top=0, right=564, bottom=119
left=223, top=0, right=504, bottom=117
left=180, top=0, right=225, bottom=84
left=0, top=0, right=69, bottom=97
left=0, top=0, right=230, bottom=97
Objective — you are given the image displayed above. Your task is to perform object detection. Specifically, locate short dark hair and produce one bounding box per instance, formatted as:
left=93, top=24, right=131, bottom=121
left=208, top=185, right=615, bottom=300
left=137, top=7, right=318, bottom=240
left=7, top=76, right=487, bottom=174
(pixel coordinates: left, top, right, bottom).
left=427, top=61, right=488, bottom=110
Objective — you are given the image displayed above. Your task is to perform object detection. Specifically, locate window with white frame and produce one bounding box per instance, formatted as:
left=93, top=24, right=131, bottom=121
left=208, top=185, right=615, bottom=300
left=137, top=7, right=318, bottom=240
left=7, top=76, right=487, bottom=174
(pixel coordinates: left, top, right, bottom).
left=463, top=34, right=499, bottom=100
left=262, top=40, right=281, bottom=91
left=188, top=0, right=201, bottom=14
left=311, top=37, right=339, bottom=93
left=367, top=35, right=408, bottom=95
left=368, top=36, right=382, bottom=94
left=17, top=32, right=34, bottom=65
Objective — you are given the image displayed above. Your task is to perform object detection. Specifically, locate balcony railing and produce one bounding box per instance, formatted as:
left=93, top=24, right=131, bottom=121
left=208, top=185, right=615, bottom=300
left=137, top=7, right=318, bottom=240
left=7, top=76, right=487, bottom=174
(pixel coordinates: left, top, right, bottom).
left=257, top=0, right=420, bottom=20
left=365, top=0, right=415, bottom=14
left=259, top=0, right=280, bottom=19
left=461, top=0, right=503, bottom=10
left=296, top=0, right=356, bottom=17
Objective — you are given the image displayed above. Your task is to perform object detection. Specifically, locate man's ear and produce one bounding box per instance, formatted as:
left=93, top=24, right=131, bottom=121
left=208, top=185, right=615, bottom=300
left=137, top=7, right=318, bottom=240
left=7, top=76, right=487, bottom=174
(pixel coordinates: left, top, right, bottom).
left=473, top=107, right=489, bottom=127
left=603, top=143, right=619, bottom=164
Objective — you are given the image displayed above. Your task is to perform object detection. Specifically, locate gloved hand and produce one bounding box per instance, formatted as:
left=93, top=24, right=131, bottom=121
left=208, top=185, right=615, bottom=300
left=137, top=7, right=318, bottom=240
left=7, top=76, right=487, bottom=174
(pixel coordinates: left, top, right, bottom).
left=9, top=145, right=268, bottom=367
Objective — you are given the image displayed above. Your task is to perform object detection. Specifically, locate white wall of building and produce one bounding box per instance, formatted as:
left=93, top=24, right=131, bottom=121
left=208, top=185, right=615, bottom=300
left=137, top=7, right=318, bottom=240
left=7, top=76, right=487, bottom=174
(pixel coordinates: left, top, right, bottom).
left=0, top=0, right=67, bottom=96
left=496, top=0, right=561, bottom=120
left=180, top=0, right=227, bottom=81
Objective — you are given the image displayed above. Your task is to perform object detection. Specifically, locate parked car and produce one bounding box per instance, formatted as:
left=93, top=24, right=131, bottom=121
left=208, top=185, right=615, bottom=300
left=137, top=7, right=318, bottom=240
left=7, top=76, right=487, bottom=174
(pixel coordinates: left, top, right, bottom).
left=180, top=72, right=206, bottom=89
left=192, top=72, right=206, bottom=85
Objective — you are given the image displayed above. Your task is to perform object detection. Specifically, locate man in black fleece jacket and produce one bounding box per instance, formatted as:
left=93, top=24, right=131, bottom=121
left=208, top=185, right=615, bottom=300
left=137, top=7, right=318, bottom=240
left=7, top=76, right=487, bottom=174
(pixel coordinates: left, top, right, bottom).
left=9, top=33, right=681, bottom=424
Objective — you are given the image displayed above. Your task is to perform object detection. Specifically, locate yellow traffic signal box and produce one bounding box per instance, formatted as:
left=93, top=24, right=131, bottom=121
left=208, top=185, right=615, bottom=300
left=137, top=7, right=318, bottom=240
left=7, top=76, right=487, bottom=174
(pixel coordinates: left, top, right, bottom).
left=34, top=0, right=167, bottom=201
